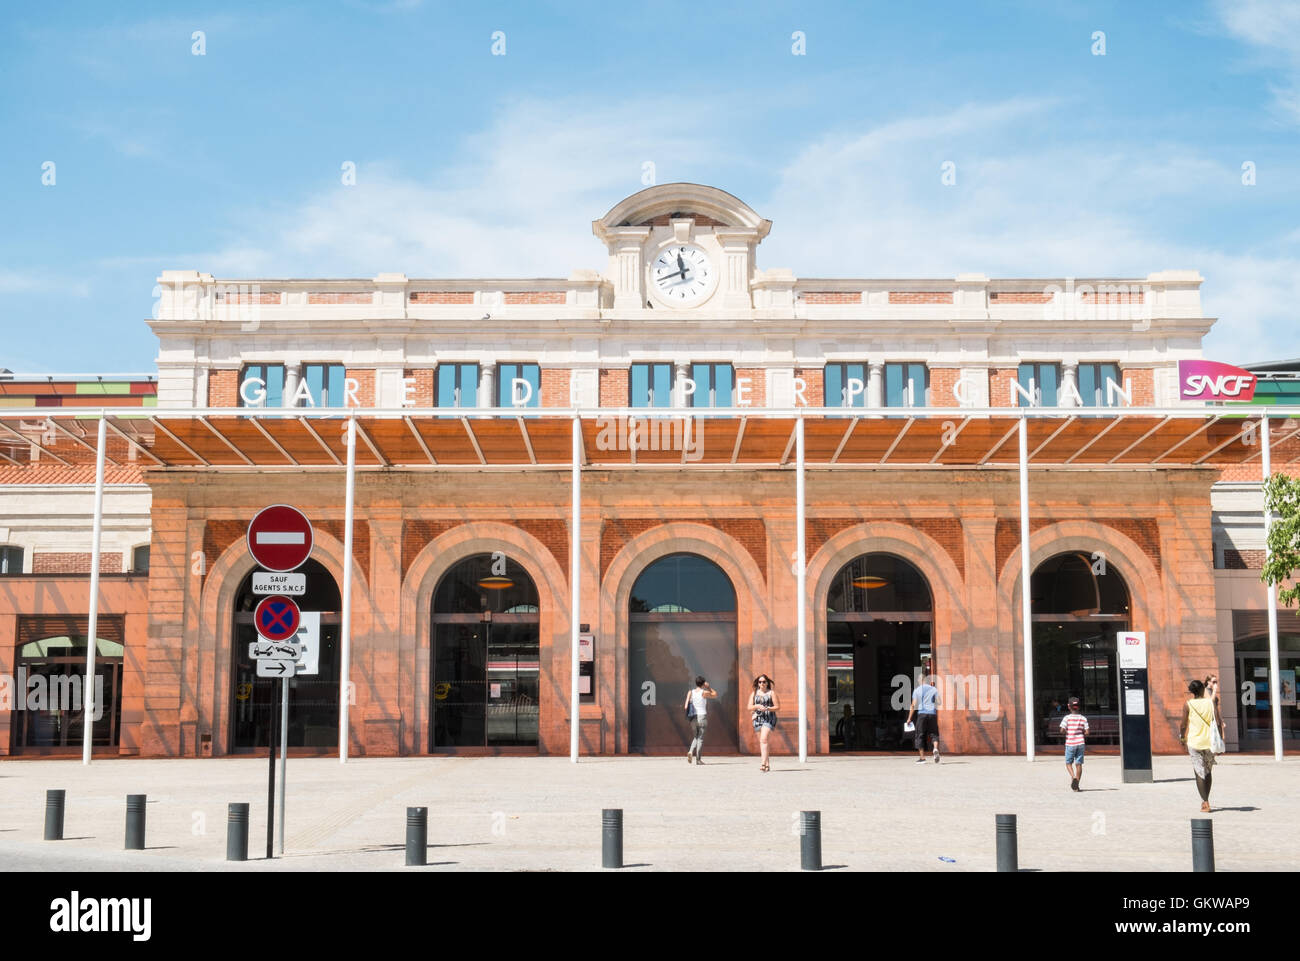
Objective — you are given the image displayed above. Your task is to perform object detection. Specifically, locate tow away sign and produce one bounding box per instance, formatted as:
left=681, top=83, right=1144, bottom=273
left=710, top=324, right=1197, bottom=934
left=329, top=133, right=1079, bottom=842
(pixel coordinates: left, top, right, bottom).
left=252, top=572, right=307, bottom=596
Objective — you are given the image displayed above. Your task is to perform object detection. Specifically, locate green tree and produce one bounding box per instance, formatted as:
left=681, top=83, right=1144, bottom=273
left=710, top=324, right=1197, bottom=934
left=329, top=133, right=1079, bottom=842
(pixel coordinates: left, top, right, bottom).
left=1261, top=473, right=1300, bottom=609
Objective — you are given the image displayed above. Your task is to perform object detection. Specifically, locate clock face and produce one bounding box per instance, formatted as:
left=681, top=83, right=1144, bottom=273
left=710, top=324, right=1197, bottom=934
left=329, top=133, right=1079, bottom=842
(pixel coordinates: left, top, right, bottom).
left=650, top=244, right=714, bottom=306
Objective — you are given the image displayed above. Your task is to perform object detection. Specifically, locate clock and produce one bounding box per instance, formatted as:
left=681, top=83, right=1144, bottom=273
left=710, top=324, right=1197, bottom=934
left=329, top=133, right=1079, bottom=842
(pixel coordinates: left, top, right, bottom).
left=649, top=243, right=716, bottom=307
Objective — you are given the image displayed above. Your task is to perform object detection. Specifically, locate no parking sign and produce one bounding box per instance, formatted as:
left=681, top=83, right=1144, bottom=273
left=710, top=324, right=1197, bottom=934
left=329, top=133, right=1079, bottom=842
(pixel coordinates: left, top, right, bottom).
left=254, top=595, right=302, bottom=642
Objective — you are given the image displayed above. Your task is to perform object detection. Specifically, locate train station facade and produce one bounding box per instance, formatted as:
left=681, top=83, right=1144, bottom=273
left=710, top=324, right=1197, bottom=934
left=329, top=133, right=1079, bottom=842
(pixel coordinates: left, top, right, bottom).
left=1, top=184, right=1297, bottom=760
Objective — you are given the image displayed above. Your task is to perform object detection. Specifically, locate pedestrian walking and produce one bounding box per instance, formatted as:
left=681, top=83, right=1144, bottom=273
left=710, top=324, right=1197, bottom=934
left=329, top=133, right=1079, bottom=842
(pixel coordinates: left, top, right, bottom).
left=747, top=674, right=780, bottom=772
left=1179, top=679, right=1224, bottom=813
left=905, top=674, right=941, bottom=763
left=1060, top=696, right=1089, bottom=791
left=684, top=675, right=718, bottom=765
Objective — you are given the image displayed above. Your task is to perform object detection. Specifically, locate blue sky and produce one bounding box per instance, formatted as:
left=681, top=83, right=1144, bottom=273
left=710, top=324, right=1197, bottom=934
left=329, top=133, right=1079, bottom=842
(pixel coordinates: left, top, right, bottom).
left=2, top=0, right=1298, bottom=371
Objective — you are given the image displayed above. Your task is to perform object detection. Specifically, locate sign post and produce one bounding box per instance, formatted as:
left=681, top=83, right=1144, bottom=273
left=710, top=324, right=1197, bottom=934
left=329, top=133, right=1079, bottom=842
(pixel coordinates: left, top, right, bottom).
left=1117, top=630, right=1153, bottom=783
left=247, top=505, right=314, bottom=859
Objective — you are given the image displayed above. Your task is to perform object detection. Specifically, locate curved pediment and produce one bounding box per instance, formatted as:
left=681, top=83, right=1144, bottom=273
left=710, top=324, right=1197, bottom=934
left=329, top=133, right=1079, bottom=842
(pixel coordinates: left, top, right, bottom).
left=593, top=183, right=771, bottom=241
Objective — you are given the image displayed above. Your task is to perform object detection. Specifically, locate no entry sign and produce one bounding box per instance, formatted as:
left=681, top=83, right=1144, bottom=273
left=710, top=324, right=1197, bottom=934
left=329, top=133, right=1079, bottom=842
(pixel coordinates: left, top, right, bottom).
left=247, top=505, right=314, bottom=572
left=255, top=595, right=302, bottom=643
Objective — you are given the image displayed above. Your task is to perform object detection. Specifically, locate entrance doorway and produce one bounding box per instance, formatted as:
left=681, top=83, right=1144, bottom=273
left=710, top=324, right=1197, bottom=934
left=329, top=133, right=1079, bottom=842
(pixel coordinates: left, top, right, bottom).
left=230, top=559, right=340, bottom=752
left=1232, top=621, right=1300, bottom=751
left=628, top=553, right=738, bottom=754
left=826, top=554, right=933, bottom=752
left=1030, top=552, right=1130, bottom=747
left=10, top=616, right=124, bottom=755
left=430, top=554, right=539, bottom=749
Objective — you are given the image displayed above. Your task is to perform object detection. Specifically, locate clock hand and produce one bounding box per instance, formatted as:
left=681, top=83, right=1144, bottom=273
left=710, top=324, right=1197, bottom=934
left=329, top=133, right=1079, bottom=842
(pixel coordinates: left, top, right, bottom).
left=676, top=253, right=686, bottom=279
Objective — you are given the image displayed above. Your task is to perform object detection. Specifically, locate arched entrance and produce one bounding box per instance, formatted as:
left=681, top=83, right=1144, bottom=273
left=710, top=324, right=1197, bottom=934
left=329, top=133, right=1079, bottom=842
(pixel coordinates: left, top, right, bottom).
left=627, top=553, right=738, bottom=754
left=230, top=558, right=340, bottom=752
left=826, top=553, right=933, bottom=752
left=430, top=554, right=540, bottom=749
left=1030, top=552, right=1130, bottom=747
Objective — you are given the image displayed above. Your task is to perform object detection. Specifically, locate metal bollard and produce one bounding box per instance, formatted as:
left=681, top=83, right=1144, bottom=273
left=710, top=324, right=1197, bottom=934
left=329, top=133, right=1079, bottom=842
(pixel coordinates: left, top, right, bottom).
left=44, top=789, right=66, bottom=841
left=800, top=811, right=822, bottom=871
left=125, top=795, right=146, bottom=850
left=226, top=803, right=249, bottom=862
left=1191, top=819, right=1215, bottom=873
left=406, top=807, right=428, bottom=866
left=996, top=813, right=1018, bottom=872
left=602, top=809, right=623, bottom=869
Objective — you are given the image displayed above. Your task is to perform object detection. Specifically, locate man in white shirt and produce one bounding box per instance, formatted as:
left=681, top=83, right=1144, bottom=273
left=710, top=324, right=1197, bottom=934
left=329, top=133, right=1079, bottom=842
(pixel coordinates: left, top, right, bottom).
left=685, top=675, right=718, bottom=764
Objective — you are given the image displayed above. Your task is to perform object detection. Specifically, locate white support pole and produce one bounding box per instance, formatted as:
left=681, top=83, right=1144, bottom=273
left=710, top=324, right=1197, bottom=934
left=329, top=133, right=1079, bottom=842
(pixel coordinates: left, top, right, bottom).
left=570, top=416, right=581, bottom=763
left=278, top=676, right=288, bottom=853
left=1018, top=415, right=1035, bottom=761
left=83, top=414, right=108, bottom=765
left=1262, top=415, right=1283, bottom=761
left=339, top=414, right=356, bottom=763
left=796, top=416, right=808, bottom=763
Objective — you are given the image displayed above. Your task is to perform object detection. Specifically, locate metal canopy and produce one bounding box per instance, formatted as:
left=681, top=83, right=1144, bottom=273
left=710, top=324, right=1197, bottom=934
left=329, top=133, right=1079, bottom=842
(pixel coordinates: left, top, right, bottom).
left=0, top=407, right=1293, bottom=473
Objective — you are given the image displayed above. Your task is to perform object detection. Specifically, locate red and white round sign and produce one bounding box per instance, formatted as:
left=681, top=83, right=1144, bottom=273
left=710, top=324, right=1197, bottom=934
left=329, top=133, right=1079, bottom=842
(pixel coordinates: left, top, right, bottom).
left=247, top=505, right=313, bottom=573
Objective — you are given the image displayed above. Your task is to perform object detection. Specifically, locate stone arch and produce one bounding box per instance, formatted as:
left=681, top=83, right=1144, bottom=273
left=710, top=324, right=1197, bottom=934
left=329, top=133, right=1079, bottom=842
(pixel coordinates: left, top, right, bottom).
left=198, top=527, right=368, bottom=756
left=401, top=522, right=568, bottom=755
left=600, top=521, right=770, bottom=755
left=995, top=520, right=1167, bottom=754
left=806, top=522, right=968, bottom=754
left=594, top=183, right=771, bottom=236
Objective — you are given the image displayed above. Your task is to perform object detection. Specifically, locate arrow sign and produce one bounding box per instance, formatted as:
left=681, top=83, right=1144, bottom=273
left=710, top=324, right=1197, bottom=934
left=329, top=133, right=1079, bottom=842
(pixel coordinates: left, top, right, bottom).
left=247, top=505, right=314, bottom=573
left=257, top=659, right=297, bottom=678
left=254, top=595, right=302, bottom=643
left=249, top=641, right=303, bottom=660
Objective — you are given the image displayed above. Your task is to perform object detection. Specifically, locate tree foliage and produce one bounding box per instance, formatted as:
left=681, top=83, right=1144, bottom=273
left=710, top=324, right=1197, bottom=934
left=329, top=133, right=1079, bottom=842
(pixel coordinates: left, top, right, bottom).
left=1261, top=472, right=1300, bottom=610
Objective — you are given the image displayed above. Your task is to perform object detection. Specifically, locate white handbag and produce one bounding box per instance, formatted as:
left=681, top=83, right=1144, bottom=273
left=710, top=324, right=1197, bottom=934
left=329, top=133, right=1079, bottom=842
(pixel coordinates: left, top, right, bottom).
left=1211, top=723, right=1226, bottom=755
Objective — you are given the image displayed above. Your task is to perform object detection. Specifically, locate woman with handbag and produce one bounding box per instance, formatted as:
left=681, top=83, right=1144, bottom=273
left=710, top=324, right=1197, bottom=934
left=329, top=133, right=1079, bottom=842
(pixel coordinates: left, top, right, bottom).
left=1204, top=673, right=1227, bottom=755
left=1179, top=679, right=1224, bottom=813
left=747, top=674, right=780, bottom=772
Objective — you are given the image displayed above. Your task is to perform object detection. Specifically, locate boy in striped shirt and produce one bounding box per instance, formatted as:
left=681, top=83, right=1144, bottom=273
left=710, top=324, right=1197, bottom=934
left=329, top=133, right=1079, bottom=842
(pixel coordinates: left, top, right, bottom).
left=1060, top=696, right=1089, bottom=792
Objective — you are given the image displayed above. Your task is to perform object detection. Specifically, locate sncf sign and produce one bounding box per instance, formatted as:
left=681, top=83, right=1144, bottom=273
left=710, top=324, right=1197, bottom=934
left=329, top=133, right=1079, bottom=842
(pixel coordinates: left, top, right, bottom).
left=1179, top=360, right=1256, bottom=402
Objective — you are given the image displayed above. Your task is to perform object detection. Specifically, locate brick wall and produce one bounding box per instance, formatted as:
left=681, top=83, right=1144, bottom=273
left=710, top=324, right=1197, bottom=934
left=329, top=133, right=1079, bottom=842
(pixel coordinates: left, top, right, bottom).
left=930, top=368, right=960, bottom=408
left=403, top=369, right=435, bottom=407
left=540, top=369, right=571, bottom=407
left=802, top=292, right=860, bottom=305
left=1081, top=289, right=1144, bottom=303
left=599, top=518, right=767, bottom=580
left=410, top=291, right=473, bottom=304
left=202, top=519, right=371, bottom=584
left=994, top=517, right=1162, bottom=575
left=208, top=370, right=238, bottom=407
left=1223, top=548, right=1264, bottom=570
left=990, top=291, right=1052, bottom=304
left=735, top=369, right=766, bottom=407
left=889, top=291, right=953, bottom=304
left=400, top=519, right=567, bottom=581
left=803, top=517, right=965, bottom=579
left=1119, top=368, right=1155, bottom=406
left=599, top=369, right=629, bottom=407
left=345, top=369, right=375, bottom=408
left=989, top=367, right=1020, bottom=408
left=504, top=292, right=565, bottom=305
left=214, top=290, right=281, bottom=304
left=795, top=368, right=823, bottom=407
left=308, top=292, right=372, bottom=304
left=33, top=552, right=123, bottom=574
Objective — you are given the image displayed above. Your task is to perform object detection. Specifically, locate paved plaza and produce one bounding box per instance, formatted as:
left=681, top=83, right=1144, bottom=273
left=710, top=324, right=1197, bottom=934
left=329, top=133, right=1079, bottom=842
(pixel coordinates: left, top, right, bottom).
left=0, top=753, right=1294, bottom=872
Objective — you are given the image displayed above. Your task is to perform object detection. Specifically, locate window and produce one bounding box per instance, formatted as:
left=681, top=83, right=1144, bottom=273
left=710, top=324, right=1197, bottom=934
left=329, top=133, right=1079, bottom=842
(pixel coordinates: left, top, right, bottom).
left=690, top=363, right=733, bottom=408
left=300, top=364, right=346, bottom=408
left=630, top=363, right=674, bottom=408
left=131, top=545, right=150, bottom=575
left=1017, top=363, right=1060, bottom=407
left=497, top=364, right=540, bottom=408
left=824, top=363, right=868, bottom=408
left=885, top=363, right=929, bottom=407
left=436, top=363, right=479, bottom=408
left=238, top=364, right=285, bottom=408
left=0, top=545, right=23, bottom=575
left=1077, top=363, right=1122, bottom=407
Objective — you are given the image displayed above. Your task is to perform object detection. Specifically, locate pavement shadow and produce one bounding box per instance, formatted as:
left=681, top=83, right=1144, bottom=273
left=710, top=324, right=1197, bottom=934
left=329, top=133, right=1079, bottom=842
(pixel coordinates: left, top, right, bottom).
left=1212, top=806, right=1260, bottom=812
left=1078, top=788, right=1119, bottom=792
left=611, top=863, right=653, bottom=868
left=143, top=845, right=179, bottom=851
left=1153, top=777, right=1195, bottom=783
left=355, top=842, right=489, bottom=853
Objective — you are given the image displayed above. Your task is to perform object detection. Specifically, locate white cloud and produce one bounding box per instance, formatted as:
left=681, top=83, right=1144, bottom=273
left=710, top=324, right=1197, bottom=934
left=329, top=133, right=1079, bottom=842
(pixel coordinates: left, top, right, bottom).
left=158, top=94, right=1297, bottom=364
left=1214, top=0, right=1300, bottom=124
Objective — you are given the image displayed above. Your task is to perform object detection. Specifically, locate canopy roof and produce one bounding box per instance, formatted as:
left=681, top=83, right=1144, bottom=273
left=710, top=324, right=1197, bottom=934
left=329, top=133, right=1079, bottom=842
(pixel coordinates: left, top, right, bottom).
left=0, top=407, right=1296, bottom=474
